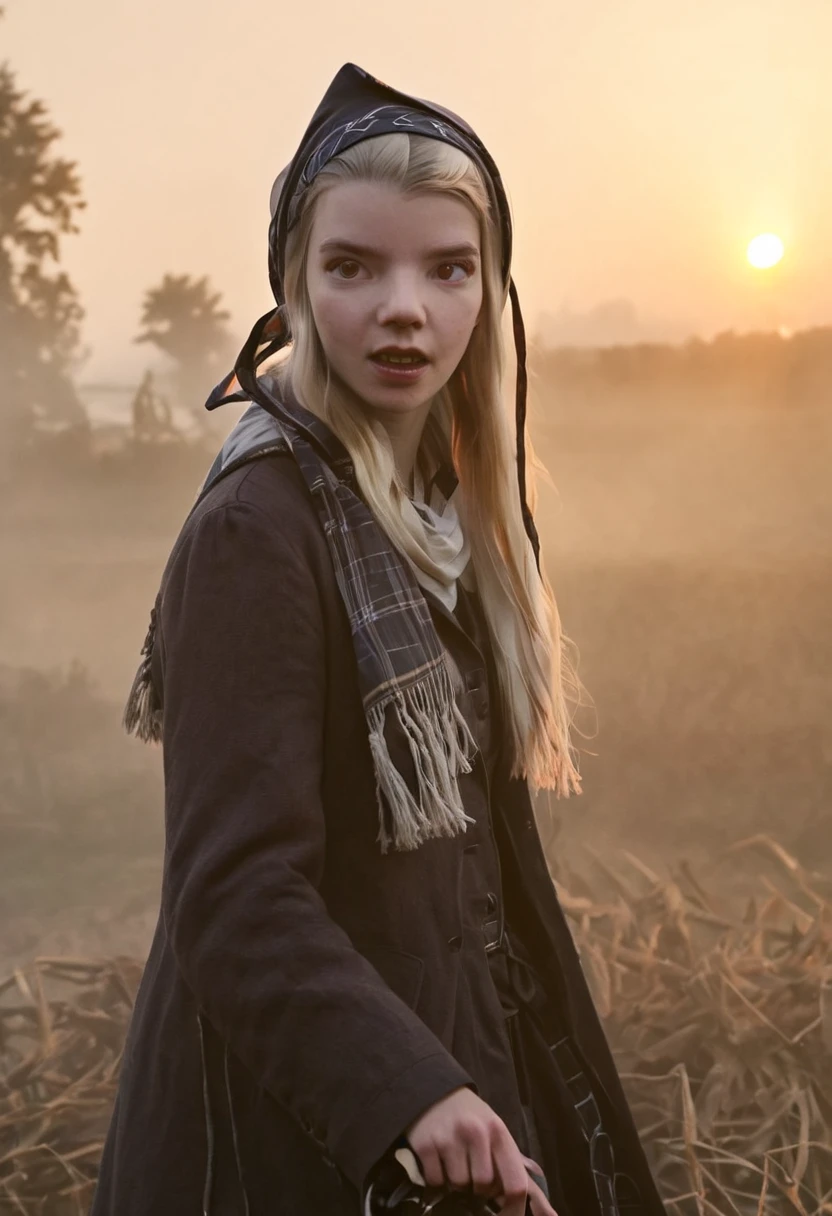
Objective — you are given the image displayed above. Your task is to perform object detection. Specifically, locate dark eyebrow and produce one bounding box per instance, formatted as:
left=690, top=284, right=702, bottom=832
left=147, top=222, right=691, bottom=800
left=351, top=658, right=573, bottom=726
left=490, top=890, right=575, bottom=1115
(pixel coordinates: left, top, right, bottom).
left=318, top=238, right=480, bottom=261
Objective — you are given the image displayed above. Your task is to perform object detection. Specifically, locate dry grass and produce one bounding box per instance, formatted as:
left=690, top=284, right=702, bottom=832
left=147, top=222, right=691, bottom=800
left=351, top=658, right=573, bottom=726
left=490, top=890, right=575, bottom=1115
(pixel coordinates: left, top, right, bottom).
left=559, top=836, right=832, bottom=1215
left=1, top=838, right=830, bottom=1214
left=0, top=959, right=142, bottom=1214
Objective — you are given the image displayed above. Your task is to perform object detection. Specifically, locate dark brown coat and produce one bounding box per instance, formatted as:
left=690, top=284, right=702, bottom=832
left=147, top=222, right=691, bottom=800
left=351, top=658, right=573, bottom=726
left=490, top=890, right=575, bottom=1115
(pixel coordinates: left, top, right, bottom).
left=90, top=451, right=664, bottom=1215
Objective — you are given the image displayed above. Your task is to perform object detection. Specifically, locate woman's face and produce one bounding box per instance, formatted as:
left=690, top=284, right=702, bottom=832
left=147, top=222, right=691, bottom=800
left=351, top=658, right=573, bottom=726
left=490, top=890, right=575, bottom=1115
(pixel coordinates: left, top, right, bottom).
left=305, top=180, right=483, bottom=423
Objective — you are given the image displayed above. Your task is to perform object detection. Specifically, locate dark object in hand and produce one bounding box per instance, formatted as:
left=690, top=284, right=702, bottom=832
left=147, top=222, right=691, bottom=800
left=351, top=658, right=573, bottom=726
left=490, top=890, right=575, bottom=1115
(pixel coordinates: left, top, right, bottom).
left=364, top=1146, right=505, bottom=1214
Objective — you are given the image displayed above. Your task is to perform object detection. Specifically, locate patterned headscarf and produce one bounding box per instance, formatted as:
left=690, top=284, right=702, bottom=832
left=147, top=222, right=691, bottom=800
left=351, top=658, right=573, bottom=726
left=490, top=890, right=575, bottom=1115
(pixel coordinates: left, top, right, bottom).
left=206, top=61, right=540, bottom=567
left=124, top=62, right=543, bottom=853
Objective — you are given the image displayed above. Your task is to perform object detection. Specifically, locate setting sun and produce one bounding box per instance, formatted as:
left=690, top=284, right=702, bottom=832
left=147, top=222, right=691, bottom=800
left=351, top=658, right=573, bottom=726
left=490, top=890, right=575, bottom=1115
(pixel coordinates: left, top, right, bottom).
left=747, top=233, right=785, bottom=269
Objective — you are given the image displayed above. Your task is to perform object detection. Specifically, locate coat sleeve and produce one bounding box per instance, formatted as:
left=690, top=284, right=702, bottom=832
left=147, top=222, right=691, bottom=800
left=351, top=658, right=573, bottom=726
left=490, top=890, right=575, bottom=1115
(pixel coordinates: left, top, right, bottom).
left=158, top=495, right=475, bottom=1191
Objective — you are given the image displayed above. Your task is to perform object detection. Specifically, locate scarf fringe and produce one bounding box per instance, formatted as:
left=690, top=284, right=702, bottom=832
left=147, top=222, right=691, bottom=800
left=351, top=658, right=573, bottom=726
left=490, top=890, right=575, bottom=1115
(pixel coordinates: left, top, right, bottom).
left=123, top=604, right=479, bottom=856
left=123, top=605, right=163, bottom=743
left=367, top=660, right=479, bottom=854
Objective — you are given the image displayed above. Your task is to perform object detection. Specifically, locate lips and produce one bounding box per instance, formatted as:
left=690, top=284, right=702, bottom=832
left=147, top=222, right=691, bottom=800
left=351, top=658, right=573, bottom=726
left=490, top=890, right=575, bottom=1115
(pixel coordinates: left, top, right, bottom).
left=370, top=347, right=429, bottom=364
left=368, top=355, right=431, bottom=384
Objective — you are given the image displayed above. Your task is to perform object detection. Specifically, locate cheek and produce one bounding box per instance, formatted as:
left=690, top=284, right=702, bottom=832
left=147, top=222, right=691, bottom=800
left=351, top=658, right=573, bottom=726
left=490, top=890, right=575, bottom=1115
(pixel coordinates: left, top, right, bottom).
left=439, top=290, right=483, bottom=355
left=308, top=284, right=363, bottom=352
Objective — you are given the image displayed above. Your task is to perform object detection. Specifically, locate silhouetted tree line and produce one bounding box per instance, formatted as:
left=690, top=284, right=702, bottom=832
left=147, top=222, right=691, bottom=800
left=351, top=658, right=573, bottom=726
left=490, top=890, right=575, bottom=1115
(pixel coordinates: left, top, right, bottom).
left=0, top=34, right=87, bottom=450
left=2, top=19, right=828, bottom=469
left=535, top=327, right=832, bottom=409
left=0, top=24, right=234, bottom=462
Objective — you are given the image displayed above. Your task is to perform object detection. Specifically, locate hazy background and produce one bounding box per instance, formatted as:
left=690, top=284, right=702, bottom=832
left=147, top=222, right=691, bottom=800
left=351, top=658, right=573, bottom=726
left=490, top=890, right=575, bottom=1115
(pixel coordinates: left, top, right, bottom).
left=5, top=0, right=832, bottom=376
left=1, top=0, right=830, bottom=971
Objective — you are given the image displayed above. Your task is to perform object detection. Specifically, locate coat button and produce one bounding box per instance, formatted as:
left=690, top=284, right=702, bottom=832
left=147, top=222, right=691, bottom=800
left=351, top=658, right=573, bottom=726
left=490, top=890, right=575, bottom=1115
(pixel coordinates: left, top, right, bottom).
left=485, top=892, right=498, bottom=913
left=465, top=669, right=484, bottom=692
left=465, top=670, right=488, bottom=720
left=447, top=935, right=463, bottom=952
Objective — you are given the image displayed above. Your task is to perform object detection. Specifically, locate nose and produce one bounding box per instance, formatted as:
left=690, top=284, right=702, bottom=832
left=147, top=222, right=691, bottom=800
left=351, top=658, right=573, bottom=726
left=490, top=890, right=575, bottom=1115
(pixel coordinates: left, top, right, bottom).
left=375, top=270, right=426, bottom=329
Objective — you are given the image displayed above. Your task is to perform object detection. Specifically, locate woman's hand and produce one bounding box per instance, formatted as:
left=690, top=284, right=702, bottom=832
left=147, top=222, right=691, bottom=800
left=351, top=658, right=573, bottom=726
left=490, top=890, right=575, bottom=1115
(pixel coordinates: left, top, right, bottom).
left=404, top=1086, right=558, bottom=1215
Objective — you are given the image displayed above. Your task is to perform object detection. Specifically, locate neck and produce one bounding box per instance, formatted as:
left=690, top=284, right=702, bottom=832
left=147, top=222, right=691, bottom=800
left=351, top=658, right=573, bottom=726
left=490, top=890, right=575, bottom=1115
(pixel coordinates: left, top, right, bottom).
left=369, top=399, right=433, bottom=492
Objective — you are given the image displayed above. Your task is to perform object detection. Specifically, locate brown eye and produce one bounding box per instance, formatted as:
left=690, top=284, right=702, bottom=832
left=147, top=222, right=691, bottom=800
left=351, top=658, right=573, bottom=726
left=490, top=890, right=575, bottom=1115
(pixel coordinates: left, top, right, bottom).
left=334, top=259, right=360, bottom=279
left=436, top=261, right=473, bottom=282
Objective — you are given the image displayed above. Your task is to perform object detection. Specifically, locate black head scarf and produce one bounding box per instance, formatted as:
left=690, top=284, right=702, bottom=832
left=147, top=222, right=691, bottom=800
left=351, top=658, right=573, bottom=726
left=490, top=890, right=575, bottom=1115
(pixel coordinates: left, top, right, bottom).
left=205, top=61, right=540, bottom=570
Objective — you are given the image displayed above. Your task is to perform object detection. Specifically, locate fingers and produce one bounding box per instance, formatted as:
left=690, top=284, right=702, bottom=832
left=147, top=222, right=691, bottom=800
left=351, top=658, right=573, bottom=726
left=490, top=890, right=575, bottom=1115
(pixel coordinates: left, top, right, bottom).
left=437, top=1119, right=500, bottom=1197
left=413, top=1141, right=443, bottom=1189
left=527, top=1174, right=559, bottom=1216
left=406, top=1105, right=553, bottom=1213
left=467, top=1125, right=498, bottom=1195
left=491, top=1130, right=533, bottom=1216
left=441, top=1130, right=475, bottom=1191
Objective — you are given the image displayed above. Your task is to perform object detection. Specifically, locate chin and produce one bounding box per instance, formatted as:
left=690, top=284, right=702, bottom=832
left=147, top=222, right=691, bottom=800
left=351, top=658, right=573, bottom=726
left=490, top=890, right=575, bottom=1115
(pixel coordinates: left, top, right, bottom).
left=365, top=387, right=434, bottom=413
left=355, top=369, right=436, bottom=409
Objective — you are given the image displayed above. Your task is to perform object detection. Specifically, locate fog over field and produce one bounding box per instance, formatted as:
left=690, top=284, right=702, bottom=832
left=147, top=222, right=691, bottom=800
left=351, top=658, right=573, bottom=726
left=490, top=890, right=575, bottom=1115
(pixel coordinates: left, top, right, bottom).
left=2, top=332, right=829, bottom=976
left=4, top=11, right=832, bottom=1197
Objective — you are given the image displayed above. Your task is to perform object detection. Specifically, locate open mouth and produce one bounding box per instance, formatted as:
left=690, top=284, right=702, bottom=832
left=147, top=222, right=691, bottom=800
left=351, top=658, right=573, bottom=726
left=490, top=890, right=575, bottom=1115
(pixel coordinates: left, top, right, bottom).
left=370, top=353, right=428, bottom=367
left=369, top=353, right=430, bottom=382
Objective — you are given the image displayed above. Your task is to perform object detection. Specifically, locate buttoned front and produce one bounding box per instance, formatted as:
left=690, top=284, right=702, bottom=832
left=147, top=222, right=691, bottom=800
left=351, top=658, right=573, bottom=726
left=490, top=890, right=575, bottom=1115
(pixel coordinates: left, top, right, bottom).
left=422, top=579, right=536, bottom=1158
left=432, top=579, right=506, bottom=954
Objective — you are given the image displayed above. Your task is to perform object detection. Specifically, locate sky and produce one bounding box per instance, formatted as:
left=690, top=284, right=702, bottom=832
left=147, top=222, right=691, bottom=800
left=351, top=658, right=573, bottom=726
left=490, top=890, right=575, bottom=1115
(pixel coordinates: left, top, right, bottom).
left=5, top=0, right=832, bottom=380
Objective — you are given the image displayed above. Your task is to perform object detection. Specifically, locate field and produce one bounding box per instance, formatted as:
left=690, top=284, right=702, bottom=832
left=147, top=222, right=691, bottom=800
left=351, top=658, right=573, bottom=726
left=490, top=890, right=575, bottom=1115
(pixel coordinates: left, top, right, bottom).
left=2, top=841, right=830, bottom=1214
left=0, top=351, right=829, bottom=1212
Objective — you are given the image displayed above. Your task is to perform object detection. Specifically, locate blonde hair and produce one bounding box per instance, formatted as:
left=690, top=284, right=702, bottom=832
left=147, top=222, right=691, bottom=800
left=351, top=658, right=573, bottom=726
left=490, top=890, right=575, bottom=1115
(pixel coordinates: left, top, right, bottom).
left=270, top=132, right=583, bottom=798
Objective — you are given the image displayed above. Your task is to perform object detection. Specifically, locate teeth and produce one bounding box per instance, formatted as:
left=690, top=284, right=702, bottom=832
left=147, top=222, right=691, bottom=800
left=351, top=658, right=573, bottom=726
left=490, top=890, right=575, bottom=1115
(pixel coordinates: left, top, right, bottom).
left=377, top=354, right=422, bottom=364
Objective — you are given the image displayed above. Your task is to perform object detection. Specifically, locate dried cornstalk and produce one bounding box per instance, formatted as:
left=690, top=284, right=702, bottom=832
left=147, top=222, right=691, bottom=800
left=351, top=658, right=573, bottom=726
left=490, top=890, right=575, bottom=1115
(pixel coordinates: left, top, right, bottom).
left=0, top=958, right=142, bottom=1215
left=558, top=835, right=832, bottom=1215
left=1, top=837, right=830, bottom=1215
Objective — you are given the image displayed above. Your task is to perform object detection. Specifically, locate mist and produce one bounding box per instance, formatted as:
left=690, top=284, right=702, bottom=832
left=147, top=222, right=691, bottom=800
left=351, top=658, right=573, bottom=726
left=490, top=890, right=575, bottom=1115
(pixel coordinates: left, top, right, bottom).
left=2, top=5, right=831, bottom=1209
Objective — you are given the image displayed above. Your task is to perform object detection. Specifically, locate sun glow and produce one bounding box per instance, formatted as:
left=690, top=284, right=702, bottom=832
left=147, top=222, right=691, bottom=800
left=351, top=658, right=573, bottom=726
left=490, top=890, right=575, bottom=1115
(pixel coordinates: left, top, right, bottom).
left=747, top=233, right=784, bottom=269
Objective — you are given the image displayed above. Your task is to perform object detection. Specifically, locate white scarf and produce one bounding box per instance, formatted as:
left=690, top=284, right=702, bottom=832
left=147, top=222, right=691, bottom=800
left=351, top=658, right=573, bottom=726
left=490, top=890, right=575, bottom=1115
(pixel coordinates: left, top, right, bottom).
left=401, top=463, right=471, bottom=612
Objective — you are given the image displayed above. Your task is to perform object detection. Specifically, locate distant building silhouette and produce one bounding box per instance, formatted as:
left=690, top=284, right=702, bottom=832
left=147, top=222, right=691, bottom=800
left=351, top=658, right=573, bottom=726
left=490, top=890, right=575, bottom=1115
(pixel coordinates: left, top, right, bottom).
left=130, top=371, right=176, bottom=442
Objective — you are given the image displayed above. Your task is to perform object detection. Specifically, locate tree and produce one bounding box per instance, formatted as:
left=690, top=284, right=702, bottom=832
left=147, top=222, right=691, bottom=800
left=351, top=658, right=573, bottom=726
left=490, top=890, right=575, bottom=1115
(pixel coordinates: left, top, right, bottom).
left=135, top=273, right=236, bottom=423
left=0, top=50, right=87, bottom=453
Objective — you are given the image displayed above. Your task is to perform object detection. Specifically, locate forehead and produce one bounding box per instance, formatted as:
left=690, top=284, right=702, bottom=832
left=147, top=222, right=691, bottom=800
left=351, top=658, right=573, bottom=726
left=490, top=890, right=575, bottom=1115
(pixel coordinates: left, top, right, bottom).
left=310, top=180, right=480, bottom=250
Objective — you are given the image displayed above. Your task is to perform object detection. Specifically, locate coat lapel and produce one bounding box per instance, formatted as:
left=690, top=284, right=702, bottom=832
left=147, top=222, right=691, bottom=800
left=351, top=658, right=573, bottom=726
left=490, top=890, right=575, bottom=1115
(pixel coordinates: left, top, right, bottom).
left=420, top=583, right=487, bottom=668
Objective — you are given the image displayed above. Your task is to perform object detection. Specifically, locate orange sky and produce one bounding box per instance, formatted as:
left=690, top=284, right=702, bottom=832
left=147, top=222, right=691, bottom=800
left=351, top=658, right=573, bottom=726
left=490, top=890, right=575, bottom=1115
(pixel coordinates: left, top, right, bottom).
left=5, top=0, right=831, bottom=378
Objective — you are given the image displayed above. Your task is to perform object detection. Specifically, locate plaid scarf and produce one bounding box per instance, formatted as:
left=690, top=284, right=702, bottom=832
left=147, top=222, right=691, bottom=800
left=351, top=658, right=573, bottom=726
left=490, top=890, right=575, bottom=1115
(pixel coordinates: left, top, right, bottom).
left=124, top=378, right=479, bottom=854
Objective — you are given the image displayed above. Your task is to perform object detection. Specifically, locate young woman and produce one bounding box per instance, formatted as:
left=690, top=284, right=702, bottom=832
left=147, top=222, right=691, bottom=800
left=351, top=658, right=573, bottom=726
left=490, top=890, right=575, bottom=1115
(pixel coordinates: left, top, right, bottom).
left=91, top=63, right=665, bottom=1216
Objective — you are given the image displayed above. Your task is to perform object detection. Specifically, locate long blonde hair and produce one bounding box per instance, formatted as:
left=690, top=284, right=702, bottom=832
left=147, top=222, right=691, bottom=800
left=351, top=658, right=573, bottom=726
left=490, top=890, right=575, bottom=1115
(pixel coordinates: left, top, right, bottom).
left=270, top=132, right=583, bottom=797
